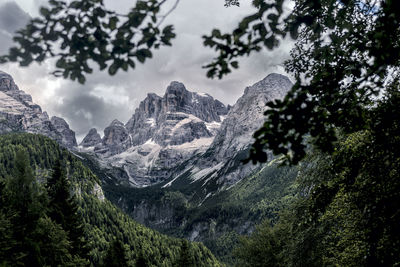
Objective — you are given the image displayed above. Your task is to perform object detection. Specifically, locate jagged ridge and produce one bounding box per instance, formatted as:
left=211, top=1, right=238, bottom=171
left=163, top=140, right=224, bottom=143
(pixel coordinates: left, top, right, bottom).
left=80, top=81, right=230, bottom=187
left=0, top=70, right=77, bottom=148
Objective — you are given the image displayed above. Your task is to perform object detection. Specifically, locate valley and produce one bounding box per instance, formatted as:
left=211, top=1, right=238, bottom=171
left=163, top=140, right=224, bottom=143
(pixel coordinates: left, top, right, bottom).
left=0, top=70, right=298, bottom=264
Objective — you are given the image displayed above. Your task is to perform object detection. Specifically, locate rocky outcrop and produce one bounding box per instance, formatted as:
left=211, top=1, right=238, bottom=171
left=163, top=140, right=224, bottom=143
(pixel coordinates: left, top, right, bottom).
left=80, top=128, right=102, bottom=147
left=0, top=71, right=19, bottom=91
left=95, top=119, right=132, bottom=155
left=51, top=116, right=77, bottom=148
left=211, top=73, right=292, bottom=162
left=125, top=81, right=229, bottom=147
left=0, top=70, right=77, bottom=148
left=168, top=73, right=293, bottom=189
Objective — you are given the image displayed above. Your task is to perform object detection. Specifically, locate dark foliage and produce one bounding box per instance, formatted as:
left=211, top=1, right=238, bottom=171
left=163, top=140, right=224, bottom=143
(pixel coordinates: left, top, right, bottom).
left=235, top=88, right=400, bottom=266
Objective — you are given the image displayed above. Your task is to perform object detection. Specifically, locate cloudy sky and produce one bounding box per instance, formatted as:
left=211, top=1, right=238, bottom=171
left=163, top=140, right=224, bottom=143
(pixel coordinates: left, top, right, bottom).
left=0, top=0, right=294, bottom=141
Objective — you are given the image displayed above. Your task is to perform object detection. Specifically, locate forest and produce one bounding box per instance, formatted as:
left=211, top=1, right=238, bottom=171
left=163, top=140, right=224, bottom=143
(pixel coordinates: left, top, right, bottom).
left=0, top=0, right=399, bottom=266
left=0, top=133, right=221, bottom=266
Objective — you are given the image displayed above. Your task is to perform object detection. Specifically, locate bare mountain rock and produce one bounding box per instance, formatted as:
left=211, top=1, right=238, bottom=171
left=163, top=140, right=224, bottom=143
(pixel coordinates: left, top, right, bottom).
left=0, top=70, right=77, bottom=148
left=80, top=128, right=102, bottom=148
left=83, top=81, right=229, bottom=186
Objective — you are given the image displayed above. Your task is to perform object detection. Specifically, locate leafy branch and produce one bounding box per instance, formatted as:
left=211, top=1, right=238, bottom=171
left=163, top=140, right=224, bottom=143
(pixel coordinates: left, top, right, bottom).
left=0, top=0, right=177, bottom=84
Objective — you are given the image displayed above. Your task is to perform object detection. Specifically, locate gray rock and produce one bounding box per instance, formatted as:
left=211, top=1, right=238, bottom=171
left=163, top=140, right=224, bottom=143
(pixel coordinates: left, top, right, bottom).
left=90, top=74, right=291, bottom=188
left=0, top=70, right=77, bottom=148
left=0, top=71, right=19, bottom=91
left=51, top=116, right=77, bottom=147
left=125, top=82, right=229, bottom=147
left=188, top=73, right=293, bottom=187
left=126, top=93, right=163, bottom=146
left=80, top=128, right=102, bottom=147
left=96, top=119, right=131, bottom=156
left=93, top=81, right=229, bottom=187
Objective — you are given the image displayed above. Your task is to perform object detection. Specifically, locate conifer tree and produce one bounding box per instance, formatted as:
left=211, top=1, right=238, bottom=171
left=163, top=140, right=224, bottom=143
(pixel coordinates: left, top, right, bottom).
left=177, top=240, right=195, bottom=267
left=135, top=252, right=148, bottom=267
left=46, top=159, right=89, bottom=264
left=0, top=179, right=14, bottom=266
left=5, top=149, right=43, bottom=265
left=102, top=239, right=130, bottom=267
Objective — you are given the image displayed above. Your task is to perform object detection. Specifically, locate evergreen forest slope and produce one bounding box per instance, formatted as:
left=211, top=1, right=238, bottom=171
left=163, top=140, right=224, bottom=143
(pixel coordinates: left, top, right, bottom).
left=0, top=133, right=221, bottom=266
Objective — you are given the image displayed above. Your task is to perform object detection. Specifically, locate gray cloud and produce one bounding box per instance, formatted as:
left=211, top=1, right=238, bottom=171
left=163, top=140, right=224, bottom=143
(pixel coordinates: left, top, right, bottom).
left=0, top=1, right=30, bottom=53
left=0, top=0, right=294, bottom=142
left=0, top=1, right=29, bottom=32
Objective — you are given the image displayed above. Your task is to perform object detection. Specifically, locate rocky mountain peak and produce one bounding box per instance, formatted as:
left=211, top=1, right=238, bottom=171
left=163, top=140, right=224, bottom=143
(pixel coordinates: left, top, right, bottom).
left=80, top=73, right=293, bottom=188
left=80, top=128, right=102, bottom=148
left=165, top=81, right=188, bottom=94
left=181, top=74, right=293, bottom=188
left=163, top=81, right=192, bottom=114
left=100, top=119, right=131, bottom=155
left=0, top=70, right=19, bottom=91
left=110, top=119, right=124, bottom=127
left=50, top=116, right=77, bottom=148
left=244, top=73, right=292, bottom=99
left=51, top=116, right=69, bottom=129
left=0, top=70, right=77, bottom=148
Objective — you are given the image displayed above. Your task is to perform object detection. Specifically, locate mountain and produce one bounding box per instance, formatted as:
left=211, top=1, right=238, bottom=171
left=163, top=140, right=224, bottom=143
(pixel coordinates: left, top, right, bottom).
left=81, top=74, right=296, bottom=264
left=167, top=73, right=293, bottom=190
left=0, top=70, right=77, bottom=148
left=0, top=70, right=296, bottom=264
left=80, top=81, right=230, bottom=186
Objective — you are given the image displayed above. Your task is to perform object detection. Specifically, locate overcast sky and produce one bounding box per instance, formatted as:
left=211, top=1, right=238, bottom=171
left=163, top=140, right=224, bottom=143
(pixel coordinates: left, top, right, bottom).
left=0, top=0, right=294, bottom=141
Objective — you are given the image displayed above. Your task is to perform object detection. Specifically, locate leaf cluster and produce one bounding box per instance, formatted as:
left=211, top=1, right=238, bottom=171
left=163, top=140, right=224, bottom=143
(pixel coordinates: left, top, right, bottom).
left=0, top=0, right=176, bottom=83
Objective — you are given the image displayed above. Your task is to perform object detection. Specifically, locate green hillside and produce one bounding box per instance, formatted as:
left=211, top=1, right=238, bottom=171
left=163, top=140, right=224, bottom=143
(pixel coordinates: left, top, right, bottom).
left=0, top=133, right=221, bottom=266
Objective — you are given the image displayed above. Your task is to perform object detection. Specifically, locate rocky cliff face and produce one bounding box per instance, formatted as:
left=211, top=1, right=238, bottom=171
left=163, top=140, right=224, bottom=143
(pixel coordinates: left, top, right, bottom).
left=80, top=128, right=102, bottom=147
left=51, top=116, right=77, bottom=148
left=164, top=73, right=293, bottom=191
left=0, top=70, right=77, bottom=148
left=125, top=82, right=229, bottom=147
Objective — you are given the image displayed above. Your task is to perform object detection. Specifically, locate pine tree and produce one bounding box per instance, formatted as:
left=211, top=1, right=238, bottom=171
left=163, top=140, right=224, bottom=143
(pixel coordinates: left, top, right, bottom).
left=32, top=216, right=73, bottom=266
left=135, top=251, right=149, bottom=267
left=0, top=179, right=14, bottom=266
left=102, top=239, right=130, bottom=267
left=5, top=149, right=44, bottom=265
left=46, top=159, right=89, bottom=264
left=177, top=240, right=195, bottom=267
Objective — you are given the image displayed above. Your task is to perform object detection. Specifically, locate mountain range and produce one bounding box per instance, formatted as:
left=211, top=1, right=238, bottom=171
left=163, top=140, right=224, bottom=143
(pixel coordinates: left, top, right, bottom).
left=0, top=69, right=296, bottom=263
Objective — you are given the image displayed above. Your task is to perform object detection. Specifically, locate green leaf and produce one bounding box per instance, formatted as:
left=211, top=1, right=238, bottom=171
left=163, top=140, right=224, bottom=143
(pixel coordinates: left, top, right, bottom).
left=109, top=17, right=118, bottom=30
left=40, top=7, right=50, bottom=17
left=108, top=62, right=119, bottom=75
left=136, top=49, right=152, bottom=63
left=231, top=61, right=239, bottom=69
left=128, top=59, right=135, bottom=68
